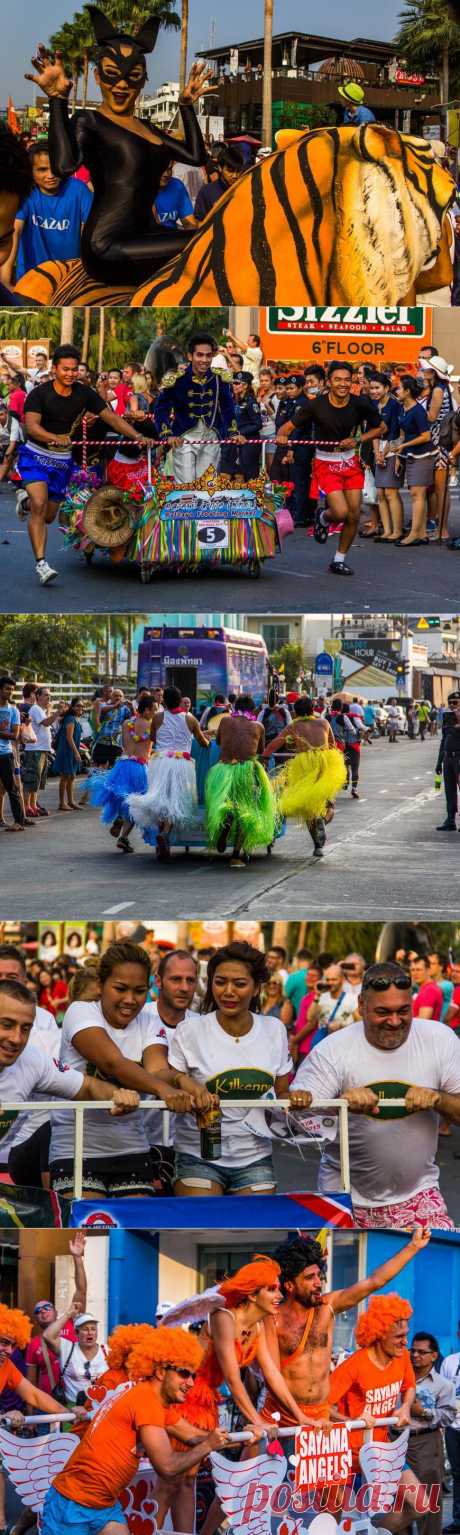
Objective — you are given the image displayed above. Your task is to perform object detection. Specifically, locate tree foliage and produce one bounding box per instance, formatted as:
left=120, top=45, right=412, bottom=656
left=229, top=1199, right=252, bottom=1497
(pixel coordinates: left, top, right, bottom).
left=0, top=616, right=100, bottom=679
left=270, top=643, right=311, bottom=688
left=48, top=0, right=181, bottom=104
left=394, top=0, right=460, bottom=92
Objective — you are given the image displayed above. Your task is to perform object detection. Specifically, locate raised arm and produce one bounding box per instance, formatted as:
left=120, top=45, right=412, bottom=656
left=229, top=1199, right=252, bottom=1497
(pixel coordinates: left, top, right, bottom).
left=330, top=1227, right=430, bottom=1314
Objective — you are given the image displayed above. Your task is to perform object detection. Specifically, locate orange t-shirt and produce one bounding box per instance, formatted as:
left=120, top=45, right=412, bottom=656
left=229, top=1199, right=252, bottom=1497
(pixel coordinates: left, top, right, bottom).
left=54, top=1380, right=165, bottom=1508
left=329, top=1347, right=415, bottom=1468
left=0, top=1359, right=23, bottom=1397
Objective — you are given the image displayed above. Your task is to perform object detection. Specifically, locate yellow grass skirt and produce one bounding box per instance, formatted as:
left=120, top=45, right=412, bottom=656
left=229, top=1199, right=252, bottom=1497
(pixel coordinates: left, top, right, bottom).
left=275, top=747, right=347, bottom=823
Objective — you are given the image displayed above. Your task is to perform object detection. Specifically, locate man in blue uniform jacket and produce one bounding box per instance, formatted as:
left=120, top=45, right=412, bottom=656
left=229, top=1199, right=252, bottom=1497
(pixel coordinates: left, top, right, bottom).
left=153, top=330, right=240, bottom=483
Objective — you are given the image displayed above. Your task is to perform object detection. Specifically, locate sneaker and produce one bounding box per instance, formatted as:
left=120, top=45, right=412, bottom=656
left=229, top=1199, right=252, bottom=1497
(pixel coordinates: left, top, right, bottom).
left=15, top=487, right=30, bottom=520
left=351, top=788, right=360, bottom=799
left=329, top=559, right=353, bottom=575
left=36, top=805, right=49, bottom=817
left=36, top=559, right=58, bottom=585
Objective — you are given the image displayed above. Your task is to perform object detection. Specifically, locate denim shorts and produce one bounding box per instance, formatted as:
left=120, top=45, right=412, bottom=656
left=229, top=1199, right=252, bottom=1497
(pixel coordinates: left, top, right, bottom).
left=175, top=1151, right=276, bottom=1193
left=41, top=1486, right=126, bottom=1535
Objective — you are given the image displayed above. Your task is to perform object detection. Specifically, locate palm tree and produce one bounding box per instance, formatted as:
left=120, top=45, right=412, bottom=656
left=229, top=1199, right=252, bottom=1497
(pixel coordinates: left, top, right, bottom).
left=104, top=2, right=180, bottom=39
left=395, top=0, right=460, bottom=140
left=97, top=308, right=105, bottom=376
left=179, top=0, right=189, bottom=93
left=60, top=309, right=75, bottom=344
left=262, top=0, right=274, bottom=147
left=81, top=309, right=92, bottom=363
left=49, top=20, right=84, bottom=104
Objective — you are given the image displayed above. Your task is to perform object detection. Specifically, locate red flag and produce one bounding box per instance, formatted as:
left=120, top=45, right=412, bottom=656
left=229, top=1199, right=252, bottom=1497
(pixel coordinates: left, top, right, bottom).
left=7, top=97, right=20, bottom=134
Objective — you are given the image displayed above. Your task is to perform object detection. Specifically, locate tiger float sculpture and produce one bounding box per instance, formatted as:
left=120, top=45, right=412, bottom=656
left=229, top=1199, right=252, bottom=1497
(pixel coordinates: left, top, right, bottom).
left=15, top=124, right=455, bottom=308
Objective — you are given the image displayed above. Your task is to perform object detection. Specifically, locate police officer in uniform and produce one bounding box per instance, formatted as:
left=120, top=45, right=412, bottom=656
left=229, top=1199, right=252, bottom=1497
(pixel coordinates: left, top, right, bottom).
left=220, top=370, right=262, bottom=481
left=436, top=693, right=460, bottom=831
left=269, top=374, right=298, bottom=485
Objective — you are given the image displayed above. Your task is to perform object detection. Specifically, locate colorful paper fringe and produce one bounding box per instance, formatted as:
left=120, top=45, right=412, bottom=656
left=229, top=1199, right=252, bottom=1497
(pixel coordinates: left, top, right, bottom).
left=61, top=467, right=279, bottom=567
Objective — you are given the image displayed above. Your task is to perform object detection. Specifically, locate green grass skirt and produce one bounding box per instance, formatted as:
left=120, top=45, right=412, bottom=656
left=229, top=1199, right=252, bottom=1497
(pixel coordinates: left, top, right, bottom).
left=205, top=759, right=276, bottom=852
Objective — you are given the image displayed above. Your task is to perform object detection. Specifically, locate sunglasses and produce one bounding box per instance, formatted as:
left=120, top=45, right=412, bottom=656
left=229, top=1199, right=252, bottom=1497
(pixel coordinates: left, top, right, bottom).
left=362, top=974, right=411, bottom=993
left=168, top=1366, right=196, bottom=1380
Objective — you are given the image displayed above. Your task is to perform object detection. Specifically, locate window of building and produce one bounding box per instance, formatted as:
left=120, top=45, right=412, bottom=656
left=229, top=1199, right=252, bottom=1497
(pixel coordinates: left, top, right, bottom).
left=330, top=1233, right=362, bottom=1356
left=199, top=1241, right=280, bottom=1290
left=260, top=623, right=292, bottom=652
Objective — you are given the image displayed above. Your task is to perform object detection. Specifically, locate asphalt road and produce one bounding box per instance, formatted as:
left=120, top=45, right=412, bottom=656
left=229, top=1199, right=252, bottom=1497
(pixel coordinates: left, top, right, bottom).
left=1, top=734, right=456, bottom=919
left=1, top=484, right=460, bottom=614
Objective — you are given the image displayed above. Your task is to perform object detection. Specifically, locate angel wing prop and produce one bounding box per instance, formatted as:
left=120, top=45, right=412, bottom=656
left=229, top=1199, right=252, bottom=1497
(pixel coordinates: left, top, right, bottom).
left=210, top=1449, right=287, bottom=1535
left=242, top=1106, right=338, bottom=1145
left=359, top=1429, right=410, bottom=1511
left=163, top=1284, right=225, bottom=1326
left=0, top=1426, right=80, bottom=1513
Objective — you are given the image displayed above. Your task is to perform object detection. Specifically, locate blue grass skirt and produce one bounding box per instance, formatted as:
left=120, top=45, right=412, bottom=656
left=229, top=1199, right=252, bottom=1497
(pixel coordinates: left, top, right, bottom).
left=87, top=757, right=148, bottom=825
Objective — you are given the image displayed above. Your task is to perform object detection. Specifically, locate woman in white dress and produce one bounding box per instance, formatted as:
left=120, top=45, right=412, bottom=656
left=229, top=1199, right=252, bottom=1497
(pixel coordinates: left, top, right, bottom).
left=127, top=685, right=209, bottom=857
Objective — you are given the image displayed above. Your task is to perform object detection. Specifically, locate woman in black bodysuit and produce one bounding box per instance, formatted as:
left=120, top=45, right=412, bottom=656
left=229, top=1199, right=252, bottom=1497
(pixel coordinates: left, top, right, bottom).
left=25, top=5, right=209, bottom=286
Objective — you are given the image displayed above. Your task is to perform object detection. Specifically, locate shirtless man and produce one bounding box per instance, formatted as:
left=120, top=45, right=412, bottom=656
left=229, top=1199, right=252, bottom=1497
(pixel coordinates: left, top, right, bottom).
left=260, top=1226, right=430, bottom=1439
left=205, top=693, right=276, bottom=867
left=262, top=696, right=347, bottom=856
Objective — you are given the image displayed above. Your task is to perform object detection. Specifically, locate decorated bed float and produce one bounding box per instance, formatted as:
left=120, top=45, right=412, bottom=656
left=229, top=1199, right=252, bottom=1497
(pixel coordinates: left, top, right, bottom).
left=59, top=464, right=293, bottom=581
left=138, top=739, right=286, bottom=860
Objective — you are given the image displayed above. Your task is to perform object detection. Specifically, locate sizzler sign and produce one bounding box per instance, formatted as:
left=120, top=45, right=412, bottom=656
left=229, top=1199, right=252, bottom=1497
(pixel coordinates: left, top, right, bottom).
left=267, top=307, right=426, bottom=334
left=260, top=306, right=431, bottom=364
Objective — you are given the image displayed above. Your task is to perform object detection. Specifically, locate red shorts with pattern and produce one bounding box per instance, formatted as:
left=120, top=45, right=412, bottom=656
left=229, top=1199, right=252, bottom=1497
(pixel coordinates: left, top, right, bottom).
left=311, top=454, right=364, bottom=497
left=353, top=1186, right=454, bottom=1230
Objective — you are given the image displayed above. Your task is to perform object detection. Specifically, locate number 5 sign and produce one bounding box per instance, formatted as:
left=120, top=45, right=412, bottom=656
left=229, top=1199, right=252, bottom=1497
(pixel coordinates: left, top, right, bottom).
left=197, top=522, right=229, bottom=548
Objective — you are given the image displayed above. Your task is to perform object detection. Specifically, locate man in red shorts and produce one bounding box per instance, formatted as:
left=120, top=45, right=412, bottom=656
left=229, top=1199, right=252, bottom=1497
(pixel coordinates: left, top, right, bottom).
left=277, top=361, right=383, bottom=576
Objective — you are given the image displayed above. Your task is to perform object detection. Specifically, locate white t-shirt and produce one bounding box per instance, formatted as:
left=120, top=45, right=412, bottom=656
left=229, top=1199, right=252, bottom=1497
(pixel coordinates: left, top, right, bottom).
left=244, top=345, right=263, bottom=385
left=143, top=1003, right=195, bottom=1147
left=315, top=990, right=358, bottom=1032
left=294, top=1017, right=460, bottom=1206
left=169, top=1010, right=292, bottom=1167
left=25, top=704, right=52, bottom=753
left=60, top=1338, right=108, bottom=1402
left=5, top=1006, right=63, bottom=1153
left=50, top=1000, right=168, bottom=1161
left=0, top=1041, right=83, bottom=1166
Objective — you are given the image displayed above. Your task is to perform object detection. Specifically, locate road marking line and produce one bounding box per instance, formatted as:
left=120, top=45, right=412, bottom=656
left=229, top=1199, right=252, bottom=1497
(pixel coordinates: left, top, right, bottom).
left=102, top=901, right=136, bottom=915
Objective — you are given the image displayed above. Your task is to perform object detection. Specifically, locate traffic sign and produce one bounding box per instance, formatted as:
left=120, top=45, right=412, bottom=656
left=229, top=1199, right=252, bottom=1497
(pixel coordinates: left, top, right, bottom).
left=315, top=651, right=334, bottom=676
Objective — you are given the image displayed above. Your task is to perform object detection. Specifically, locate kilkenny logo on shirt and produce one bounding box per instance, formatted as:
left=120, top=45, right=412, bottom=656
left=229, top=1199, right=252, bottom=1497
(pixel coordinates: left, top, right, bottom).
left=0, top=1110, right=19, bottom=1143
left=205, top=1068, right=275, bottom=1098
left=366, top=1080, right=412, bottom=1118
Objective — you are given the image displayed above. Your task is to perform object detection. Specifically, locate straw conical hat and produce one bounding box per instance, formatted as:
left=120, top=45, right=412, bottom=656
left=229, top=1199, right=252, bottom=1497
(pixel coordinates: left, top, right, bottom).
left=82, top=486, right=136, bottom=548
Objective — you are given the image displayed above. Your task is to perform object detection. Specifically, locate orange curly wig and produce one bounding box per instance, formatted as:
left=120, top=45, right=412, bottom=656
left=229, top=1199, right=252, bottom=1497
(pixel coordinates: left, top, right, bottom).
left=106, top=1324, right=148, bottom=1372
left=219, top=1254, right=280, bottom=1308
left=127, top=1324, right=203, bottom=1381
left=0, top=1304, right=32, bottom=1350
left=355, top=1294, right=413, bottom=1348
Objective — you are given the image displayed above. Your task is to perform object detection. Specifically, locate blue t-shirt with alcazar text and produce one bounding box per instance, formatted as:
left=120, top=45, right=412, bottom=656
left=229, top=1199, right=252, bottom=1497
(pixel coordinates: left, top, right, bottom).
left=16, top=179, right=93, bottom=277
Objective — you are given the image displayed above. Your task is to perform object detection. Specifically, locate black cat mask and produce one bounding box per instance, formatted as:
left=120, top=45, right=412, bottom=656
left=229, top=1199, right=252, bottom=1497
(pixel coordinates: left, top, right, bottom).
left=86, top=5, right=160, bottom=82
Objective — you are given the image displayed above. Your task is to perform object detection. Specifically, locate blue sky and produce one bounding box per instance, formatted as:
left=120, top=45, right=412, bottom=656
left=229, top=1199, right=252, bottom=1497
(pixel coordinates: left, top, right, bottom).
left=1, top=0, right=402, bottom=108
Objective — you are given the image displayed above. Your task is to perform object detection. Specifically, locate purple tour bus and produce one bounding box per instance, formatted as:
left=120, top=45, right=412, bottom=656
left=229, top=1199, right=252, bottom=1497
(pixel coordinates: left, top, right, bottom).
left=137, top=625, right=270, bottom=710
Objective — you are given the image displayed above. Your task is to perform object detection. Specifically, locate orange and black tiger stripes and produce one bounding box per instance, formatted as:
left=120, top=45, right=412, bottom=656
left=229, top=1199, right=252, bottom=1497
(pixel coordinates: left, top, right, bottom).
left=131, top=124, right=456, bottom=309
left=13, top=124, right=456, bottom=309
